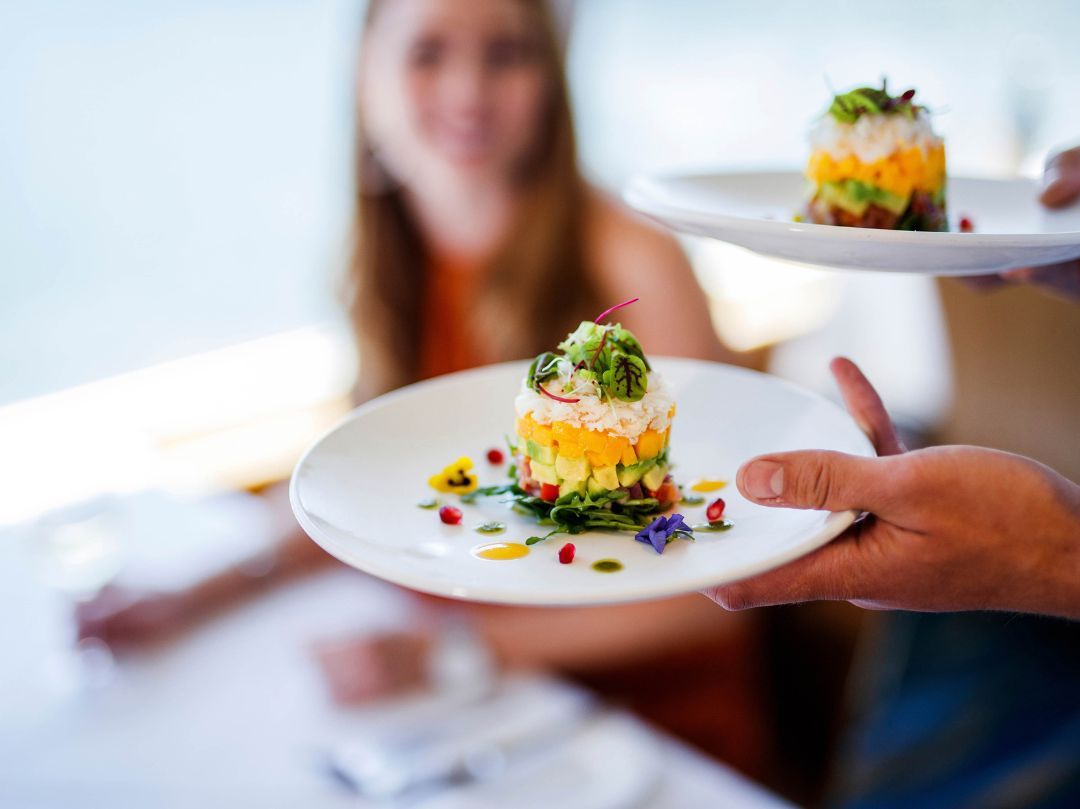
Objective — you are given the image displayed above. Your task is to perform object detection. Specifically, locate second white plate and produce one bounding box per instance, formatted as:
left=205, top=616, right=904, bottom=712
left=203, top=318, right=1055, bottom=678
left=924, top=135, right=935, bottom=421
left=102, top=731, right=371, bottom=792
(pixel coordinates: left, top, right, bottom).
left=625, top=170, right=1080, bottom=275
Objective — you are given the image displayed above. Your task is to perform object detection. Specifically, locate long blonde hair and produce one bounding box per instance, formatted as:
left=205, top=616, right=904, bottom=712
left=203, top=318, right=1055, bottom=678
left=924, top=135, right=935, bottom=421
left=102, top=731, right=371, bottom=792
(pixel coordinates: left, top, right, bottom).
left=343, top=0, right=601, bottom=398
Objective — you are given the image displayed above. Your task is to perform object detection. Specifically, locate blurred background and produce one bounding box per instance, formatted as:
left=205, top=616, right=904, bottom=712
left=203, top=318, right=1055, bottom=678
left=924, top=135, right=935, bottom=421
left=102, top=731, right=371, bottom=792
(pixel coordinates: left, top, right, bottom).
left=2, top=1, right=1079, bottom=807
left=3, top=0, right=1080, bottom=519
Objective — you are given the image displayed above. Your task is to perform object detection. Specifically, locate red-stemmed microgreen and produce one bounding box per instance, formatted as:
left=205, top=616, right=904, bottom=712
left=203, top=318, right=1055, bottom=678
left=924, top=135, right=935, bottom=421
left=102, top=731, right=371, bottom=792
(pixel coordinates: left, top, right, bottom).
left=537, top=382, right=580, bottom=404
left=589, top=330, right=608, bottom=370
left=593, top=296, right=640, bottom=324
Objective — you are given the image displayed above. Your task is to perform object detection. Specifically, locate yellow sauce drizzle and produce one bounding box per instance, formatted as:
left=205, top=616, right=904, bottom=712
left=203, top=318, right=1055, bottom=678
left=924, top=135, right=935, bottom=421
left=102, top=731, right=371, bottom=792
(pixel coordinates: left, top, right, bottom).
left=473, top=542, right=530, bottom=561
left=690, top=478, right=728, bottom=493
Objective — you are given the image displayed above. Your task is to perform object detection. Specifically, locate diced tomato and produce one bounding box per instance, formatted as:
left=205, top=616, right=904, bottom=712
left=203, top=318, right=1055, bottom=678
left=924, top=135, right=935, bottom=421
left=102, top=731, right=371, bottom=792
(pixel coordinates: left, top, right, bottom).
left=649, top=477, right=678, bottom=508
left=540, top=483, right=560, bottom=502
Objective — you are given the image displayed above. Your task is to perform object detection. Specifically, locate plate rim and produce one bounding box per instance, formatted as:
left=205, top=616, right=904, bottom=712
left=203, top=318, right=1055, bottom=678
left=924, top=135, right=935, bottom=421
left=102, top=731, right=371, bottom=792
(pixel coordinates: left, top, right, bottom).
left=624, top=169, right=1080, bottom=247
left=290, top=358, right=874, bottom=606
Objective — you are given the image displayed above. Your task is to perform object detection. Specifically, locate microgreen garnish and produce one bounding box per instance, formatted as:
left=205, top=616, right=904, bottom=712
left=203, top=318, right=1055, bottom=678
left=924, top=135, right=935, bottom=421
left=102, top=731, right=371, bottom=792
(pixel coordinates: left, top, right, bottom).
left=590, top=331, right=608, bottom=368
left=525, top=529, right=562, bottom=546
left=537, top=382, right=580, bottom=404
left=635, top=513, right=694, bottom=554
left=525, top=299, right=654, bottom=405
left=593, top=297, right=640, bottom=325
left=827, top=80, right=922, bottom=124
left=526, top=352, right=560, bottom=391
left=604, top=352, right=648, bottom=402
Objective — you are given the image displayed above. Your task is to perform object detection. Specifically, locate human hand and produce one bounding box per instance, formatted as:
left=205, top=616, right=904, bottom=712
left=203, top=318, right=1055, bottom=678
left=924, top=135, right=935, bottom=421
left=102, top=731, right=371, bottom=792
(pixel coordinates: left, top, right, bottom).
left=311, top=631, right=433, bottom=705
left=75, top=585, right=195, bottom=649
left=1039, top=144, right=1080, bottom=209
left=703, top=358, right=1080, bottom=619
left=965, top=145, right=1080, bottom=300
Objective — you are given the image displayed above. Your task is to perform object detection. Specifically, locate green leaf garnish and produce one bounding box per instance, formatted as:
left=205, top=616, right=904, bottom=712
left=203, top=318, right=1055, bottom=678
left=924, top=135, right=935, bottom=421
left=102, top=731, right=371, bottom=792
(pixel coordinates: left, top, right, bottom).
left=526, top=352, right=560, bottom=392
left=611, top=327, right=651, bottom=371
left=604, top=352, right=648, bottom=402
left=467, top=483, right=668, bottom=541
left=541, top=305, right=656, bottom=403
left=827, top=80, right=921, bottom=124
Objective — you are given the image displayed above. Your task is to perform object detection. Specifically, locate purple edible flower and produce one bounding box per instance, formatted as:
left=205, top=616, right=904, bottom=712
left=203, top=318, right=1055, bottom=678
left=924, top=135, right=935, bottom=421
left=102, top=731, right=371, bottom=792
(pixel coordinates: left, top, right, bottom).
left=635, top=513, right=692, bottom=555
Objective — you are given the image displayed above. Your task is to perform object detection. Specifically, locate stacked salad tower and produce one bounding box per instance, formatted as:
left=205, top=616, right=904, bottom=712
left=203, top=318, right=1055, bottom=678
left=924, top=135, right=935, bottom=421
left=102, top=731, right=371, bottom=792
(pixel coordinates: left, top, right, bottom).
left=465, top=299, right=685, bottom=544
left=805, top=81, right=947, bottom=231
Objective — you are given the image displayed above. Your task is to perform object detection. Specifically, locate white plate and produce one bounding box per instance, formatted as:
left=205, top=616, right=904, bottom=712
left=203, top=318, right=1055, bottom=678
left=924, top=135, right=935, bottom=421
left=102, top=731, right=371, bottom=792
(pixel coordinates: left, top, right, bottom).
left=290, top=358, right=874, bottom=606
left=624, top=170, right=1080, bottom=275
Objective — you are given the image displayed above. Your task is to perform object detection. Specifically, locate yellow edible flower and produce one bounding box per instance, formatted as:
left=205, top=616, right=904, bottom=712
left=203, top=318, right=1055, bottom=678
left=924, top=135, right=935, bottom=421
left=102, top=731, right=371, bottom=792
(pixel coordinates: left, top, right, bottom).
left=428, top=456, right=478, bottom=494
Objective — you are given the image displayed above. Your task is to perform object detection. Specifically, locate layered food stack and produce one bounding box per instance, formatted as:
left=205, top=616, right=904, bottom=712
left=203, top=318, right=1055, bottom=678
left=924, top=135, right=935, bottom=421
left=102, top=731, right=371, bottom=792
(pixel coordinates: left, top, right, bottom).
left=806, top=81, right=947, bottom=231
left=513, top=316, right=677, bottom=511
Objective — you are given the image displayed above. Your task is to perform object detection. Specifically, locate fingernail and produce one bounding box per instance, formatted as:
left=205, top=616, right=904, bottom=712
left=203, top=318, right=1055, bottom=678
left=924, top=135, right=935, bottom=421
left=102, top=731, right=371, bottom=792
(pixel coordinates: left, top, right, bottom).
left=743, top=460, right=784, bottom=500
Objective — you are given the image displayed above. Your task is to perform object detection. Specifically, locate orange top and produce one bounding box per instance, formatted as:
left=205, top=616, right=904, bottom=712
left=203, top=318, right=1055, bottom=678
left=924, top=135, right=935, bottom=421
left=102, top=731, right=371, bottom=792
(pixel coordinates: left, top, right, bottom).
left=418, top=253, right=486, bottom=380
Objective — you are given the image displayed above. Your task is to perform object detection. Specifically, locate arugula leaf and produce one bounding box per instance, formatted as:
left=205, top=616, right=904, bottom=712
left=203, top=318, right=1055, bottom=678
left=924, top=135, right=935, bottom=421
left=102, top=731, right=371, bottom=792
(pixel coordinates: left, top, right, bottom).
left=604, top=352, right=648, bottom=402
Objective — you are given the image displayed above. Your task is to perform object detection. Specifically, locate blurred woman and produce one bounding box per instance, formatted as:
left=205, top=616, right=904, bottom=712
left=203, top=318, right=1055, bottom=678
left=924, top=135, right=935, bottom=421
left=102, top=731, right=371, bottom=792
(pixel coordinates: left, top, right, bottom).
left=78, top=0, right=769, bottom=776
left=348, top=0, right=723, bottom=395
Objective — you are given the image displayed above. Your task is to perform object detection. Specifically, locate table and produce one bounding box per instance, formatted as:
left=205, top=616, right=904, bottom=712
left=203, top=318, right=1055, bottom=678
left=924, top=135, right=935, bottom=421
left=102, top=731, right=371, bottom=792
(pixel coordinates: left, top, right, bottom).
left=0, top=507, right=796, bottom=809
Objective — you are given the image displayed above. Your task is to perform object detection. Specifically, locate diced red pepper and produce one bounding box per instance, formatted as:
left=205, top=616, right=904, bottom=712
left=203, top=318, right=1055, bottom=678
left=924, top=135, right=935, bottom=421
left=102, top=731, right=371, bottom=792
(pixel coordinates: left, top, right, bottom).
left=651, top=478, right=678, bottom=508
left=486, top=448, right=505, bottom=465
left=438, top=505, right=462, bottom=525
left=558, top=543, right=575, bottom=564
left=540, top=483, right=560, bottom=502
left=706, top=498, right=726, bottom=523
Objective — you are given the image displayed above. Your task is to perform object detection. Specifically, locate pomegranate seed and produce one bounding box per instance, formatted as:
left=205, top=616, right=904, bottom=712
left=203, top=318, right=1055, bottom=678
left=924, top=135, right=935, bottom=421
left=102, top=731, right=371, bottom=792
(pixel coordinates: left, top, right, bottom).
left=486, top=448, right=504, bottom=465
left=959, top=215, right=974, bottom=233
left=438, top=505, right=462, bottom=525
left=706, top=498, right=726, bottom=522
left=558, top=543, right=576, bottom=564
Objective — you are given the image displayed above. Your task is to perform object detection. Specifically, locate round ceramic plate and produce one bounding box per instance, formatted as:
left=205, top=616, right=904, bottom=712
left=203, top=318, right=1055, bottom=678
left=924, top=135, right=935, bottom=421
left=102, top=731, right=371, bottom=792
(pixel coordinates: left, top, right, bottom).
left=624, top=171, right=1080, bottom=275
left=290, top=358, right=874, bottom=606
